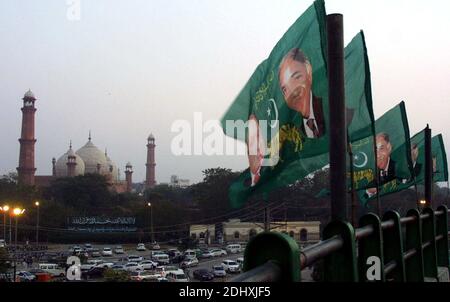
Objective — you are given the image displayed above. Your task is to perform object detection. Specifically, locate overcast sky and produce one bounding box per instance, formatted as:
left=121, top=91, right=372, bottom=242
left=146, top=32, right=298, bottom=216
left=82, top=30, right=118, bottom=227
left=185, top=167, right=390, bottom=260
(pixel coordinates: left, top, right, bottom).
left=1, top=0, right=449, bottom=184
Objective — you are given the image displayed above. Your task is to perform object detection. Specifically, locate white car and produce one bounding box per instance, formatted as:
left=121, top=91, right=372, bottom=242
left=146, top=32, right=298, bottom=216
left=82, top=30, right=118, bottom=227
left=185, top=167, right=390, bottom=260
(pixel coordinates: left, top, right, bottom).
left=221, top=260, right=240, bottom=273
left=114, top=246, right=125, bottom=254
left=38, top=263, right=66, bottom=277
left=152, top=243, right=161, bottom=250
left=155, top=266, right=180, bottom=278
left=71, top=246, right=83, bottom=254
left=101, top=247, right=113, bottom=257
left=80, top=260, right=103, bottom=271
left=201, top=250, right=215, bottom=258
left=136, top=243, right=146, bottom=251
left=127, top=255, right=143, bottom=262
left=17, top=271, right=36, bottom=282
left=130, top=270, right=160, bottom=282
left=141, top=260, right=158, bottom=270
left=0, top=239, right=6, bottom=248
left=96, top=262, right=114, bottom=269
left=181, top=257, right=199, bottom=268
left=124, top=262, right=143, bottom=272
left=236, top=257, right=244, bottom=268
left=213, top=265, right=227, bottom=277
left=84, top=244, right=94, bottom=252
left=211, top=249, right=227, bottom=257
left=152, top=254, right=170, bottom=265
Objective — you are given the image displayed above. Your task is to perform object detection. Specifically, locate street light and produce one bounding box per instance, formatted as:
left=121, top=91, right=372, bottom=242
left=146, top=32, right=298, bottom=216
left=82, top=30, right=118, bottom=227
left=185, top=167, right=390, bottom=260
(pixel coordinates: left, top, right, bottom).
left=147, top=202, right=154, bottom=243
left=1, top=205, right=9, bottom=244
left=12, top=207, right=25, bottom=283
left=35, top=201, right=40, bottom=247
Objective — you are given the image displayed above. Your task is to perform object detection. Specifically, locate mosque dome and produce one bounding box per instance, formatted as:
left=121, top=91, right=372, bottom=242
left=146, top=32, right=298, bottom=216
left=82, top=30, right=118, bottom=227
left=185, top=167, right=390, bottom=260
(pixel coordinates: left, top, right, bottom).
left=75, top=137, right=109, bottom=175
left=55, top=145, right=86, bottom=177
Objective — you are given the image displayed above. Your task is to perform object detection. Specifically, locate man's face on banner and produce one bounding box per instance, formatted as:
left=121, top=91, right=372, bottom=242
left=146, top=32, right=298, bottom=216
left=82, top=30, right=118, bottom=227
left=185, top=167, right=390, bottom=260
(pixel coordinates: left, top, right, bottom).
left=376, top=134, right=392, bottom=170
left=279, top=51, right=313, bottom=118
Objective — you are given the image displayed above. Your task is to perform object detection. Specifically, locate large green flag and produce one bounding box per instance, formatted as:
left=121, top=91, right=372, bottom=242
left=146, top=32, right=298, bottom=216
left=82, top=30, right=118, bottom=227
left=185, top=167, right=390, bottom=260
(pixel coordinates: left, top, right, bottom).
left=355, top=102, right=413, bottom=206
left=431, top=134, right=448, bottom=183
left=221, top=1, right=329, bottom=208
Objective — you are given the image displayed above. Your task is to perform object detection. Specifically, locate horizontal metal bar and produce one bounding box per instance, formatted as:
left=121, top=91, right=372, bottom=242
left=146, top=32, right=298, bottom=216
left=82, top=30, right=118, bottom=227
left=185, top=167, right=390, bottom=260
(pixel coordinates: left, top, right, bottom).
left=384, top=260, right=397, bottom=275
left=403, top=248, right=417, bottom=261
left=300, top=235, right=344, bottom=269
left=355, top=225, right=374, bottom=240
left=229, top=261, right=282, bottom=282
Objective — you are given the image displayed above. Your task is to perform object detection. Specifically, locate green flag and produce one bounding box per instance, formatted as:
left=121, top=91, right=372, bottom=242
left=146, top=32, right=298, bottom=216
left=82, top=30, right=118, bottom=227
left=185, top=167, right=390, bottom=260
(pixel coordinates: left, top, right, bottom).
left=221, top=1, right=329, bottom=208
left=355, top=102, right=413, bottom=206
left=431, top=134, right=448, bottom=183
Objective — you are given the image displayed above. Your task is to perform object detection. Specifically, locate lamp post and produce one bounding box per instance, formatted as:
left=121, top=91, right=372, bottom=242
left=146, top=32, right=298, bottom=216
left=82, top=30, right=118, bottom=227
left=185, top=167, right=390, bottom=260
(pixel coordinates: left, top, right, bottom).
left=147, top=202, right=154, bottom=243
left=1, top=205, right=9, bottom=243
left=35, top=201, right=40, bottom=247
left=12, top=207, right=25, bottom=283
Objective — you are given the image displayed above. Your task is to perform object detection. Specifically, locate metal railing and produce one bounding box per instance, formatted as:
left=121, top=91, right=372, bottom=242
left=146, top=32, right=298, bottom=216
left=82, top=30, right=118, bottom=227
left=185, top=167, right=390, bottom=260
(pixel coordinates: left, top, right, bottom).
left=231, top=205, right=450, bottom=282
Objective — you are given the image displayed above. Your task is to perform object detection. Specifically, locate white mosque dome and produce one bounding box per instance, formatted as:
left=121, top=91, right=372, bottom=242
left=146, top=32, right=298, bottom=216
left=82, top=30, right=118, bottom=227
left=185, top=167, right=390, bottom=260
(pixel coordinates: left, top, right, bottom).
left=75, top=138, right=109, bottom=175
left=55, top=146, right=85, bottom=177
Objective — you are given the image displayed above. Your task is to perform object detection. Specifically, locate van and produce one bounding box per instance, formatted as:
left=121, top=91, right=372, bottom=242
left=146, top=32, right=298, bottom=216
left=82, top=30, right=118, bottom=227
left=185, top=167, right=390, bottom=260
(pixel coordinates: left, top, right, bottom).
left=226, top=244, right=242, bottom=254
left=38, top=263, right=66, bottom=277
left=166, top=270, right=189, bottom=282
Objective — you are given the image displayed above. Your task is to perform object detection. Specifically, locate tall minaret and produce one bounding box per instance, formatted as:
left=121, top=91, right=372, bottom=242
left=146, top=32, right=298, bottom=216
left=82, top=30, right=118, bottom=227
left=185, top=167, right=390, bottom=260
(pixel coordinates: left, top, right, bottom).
left=66, top=141, right=77, bottom=177
left=145, top=134, right=156, bottom=189
left=17, top=90, right=37, bottom=186
left=125, top=162, right=133, bottom=193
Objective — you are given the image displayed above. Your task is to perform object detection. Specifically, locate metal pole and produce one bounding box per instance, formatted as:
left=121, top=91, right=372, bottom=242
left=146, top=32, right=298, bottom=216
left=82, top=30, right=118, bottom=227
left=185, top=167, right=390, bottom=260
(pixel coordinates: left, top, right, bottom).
left=348, top=143, right=358, bottom=227
left=9, top=215, right=12, bottom=245
left=14, top=216, right=17, bottom=283
left=36, top=206, right=39, bottom=247
left=3, top=212, right=5, bottom=242
left=425, top=125, right=433, bottom=208
left=327, top=14, right=347, bottom=221
left=150, top=205, right=154, bottom=243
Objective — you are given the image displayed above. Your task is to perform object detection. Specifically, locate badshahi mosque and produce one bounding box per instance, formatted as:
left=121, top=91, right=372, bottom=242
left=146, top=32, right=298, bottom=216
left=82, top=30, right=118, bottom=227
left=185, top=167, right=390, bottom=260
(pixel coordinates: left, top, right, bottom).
left=16, top=90, right=157, bottom=193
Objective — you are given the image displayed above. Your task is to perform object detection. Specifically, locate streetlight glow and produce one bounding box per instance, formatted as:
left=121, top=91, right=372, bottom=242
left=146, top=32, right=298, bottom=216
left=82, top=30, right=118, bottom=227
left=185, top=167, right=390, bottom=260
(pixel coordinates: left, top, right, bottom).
left=147, top=202, right=151, bottom=207
left=420, top=200, right=427, bottom=205
left=13, top=208, right=25, bottom=216
left=2, top=205, right=9, bottom=212
left=35, top=201, right=40, bottom=207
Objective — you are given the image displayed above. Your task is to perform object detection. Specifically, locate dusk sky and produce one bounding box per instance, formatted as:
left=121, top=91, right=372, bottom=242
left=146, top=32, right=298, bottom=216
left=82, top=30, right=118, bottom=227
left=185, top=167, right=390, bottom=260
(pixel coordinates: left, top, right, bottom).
left=1, top=0, right=449, bottom=184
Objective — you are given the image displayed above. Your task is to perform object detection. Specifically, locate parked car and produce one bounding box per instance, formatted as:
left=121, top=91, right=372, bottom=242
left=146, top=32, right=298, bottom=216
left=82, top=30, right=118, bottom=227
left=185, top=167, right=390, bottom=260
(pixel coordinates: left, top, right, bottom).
left=152, top=254, right=170, bottom=265
left=84, top=243, right=94, bottom=252
left=17, top=271, right=36, bottom=282
left=0, top=239, right=6, bottom=248
left=114, top=246, right=125, bottom=254
left=193, top=269, right=214, bottom=281
left=127, top=255, right=143, bottom=262
left=183, top=249, right=197, bottom=258
left=180, top=257, right=199, bottom=268
left=111, top=264, right=127, bottom=271
left=101, top=247, right=113, bottom=257
left=130, top=271, right=160, bottom=282
left=155, top=266, right=180, bottom=278
left=211, top=249, right=227, bottom=257
left=82, top=267, right=106, bottom=280
left=96, top=262, right=114, bottom=269
left=166, top=270, right=189, bottom=282
left=221, top=260, right=240, bottom=273
left=70, top=246, right=83, bottom=254
left=201, top=250, right=215, bottom=258
left=236, top=257, right=244, bottom=268
left=151, top=243, right=161, bottom=250
left=91, top=249, right=101, bottom=258
left=141, top=260, right=158, bottom=270
left=212, top=265, right=226, bottom=277
left=80, top=260, right=103, bottom=271
left=136, top=243, right=146, bottom=252
left=124, top=262, right=144, bottom=272
left=167, top=248, right=181, bottom=258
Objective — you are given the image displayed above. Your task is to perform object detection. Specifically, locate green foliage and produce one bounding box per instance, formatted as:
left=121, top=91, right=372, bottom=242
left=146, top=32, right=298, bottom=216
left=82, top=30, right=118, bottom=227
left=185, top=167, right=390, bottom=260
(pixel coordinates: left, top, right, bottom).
left=103, top=268, right=130, bottom=282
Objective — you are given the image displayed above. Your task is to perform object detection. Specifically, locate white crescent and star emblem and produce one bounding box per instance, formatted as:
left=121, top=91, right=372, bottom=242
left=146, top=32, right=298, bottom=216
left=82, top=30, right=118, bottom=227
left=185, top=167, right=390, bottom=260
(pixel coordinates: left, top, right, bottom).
left=353, top=151, right=368, bottom=168
left=267, top=99, right=279, bottom=129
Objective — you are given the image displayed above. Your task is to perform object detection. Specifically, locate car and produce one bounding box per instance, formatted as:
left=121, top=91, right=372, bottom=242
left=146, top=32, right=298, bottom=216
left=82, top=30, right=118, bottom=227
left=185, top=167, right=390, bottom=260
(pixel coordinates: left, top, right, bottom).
left=84, top=243, right=94, bottom=252
left=212, top=265, right=226, bottom=277
left=130, top=271, right=160, bottom=282
left=101, top=247, right=113, bottom=257
left=155, top=266, right=180, bottom=278
left=80, top=260, right=103, bottom=271
left=152, top=253, right=170, bottom=265
left=91, top=249, right=101, bottom=258
left=124, top=262, right=143, bottom=272
left=157, top=277, right=169, bottom=282
left=180, top=257, right=199, bottom=268
left=166, top=270, right=189, bottom=282
left=168, top=248, right=181, bottom=258
left=193, top=269, right=214, bottom=281
left=82, top=267, right=106, bottom=280
left=96, top=262, right=114, bottom=269
left=16, top=271, right=36, bottom=282
left=0, top=239, right=6, bottom=248
left=70, top=246, right=83, bottom=254
left=183, top=249, right=197, bottom=258
left=127, top=255, right=143, bottom=262
left=236, top=257, right=244, bottom=268
left=221, top=260, right=240, bottom=273
left=136, top=243, right=146, bottom=251
left=211, top=249, right=227, bottom=257
left=152, top=243, right=160, bottom=250
left=201, top=250, right=215, bottom=258
left=111, top=264, right=127, bottom=271
left=140, top=260, right=158, bottom=270
left=114, top=246, right=125, bottom=254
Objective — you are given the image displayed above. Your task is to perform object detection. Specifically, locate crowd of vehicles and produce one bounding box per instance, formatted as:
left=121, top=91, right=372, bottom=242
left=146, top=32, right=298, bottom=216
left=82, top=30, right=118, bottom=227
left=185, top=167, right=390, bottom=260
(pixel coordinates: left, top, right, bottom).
left=1, top=242, right=245, bottom=282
